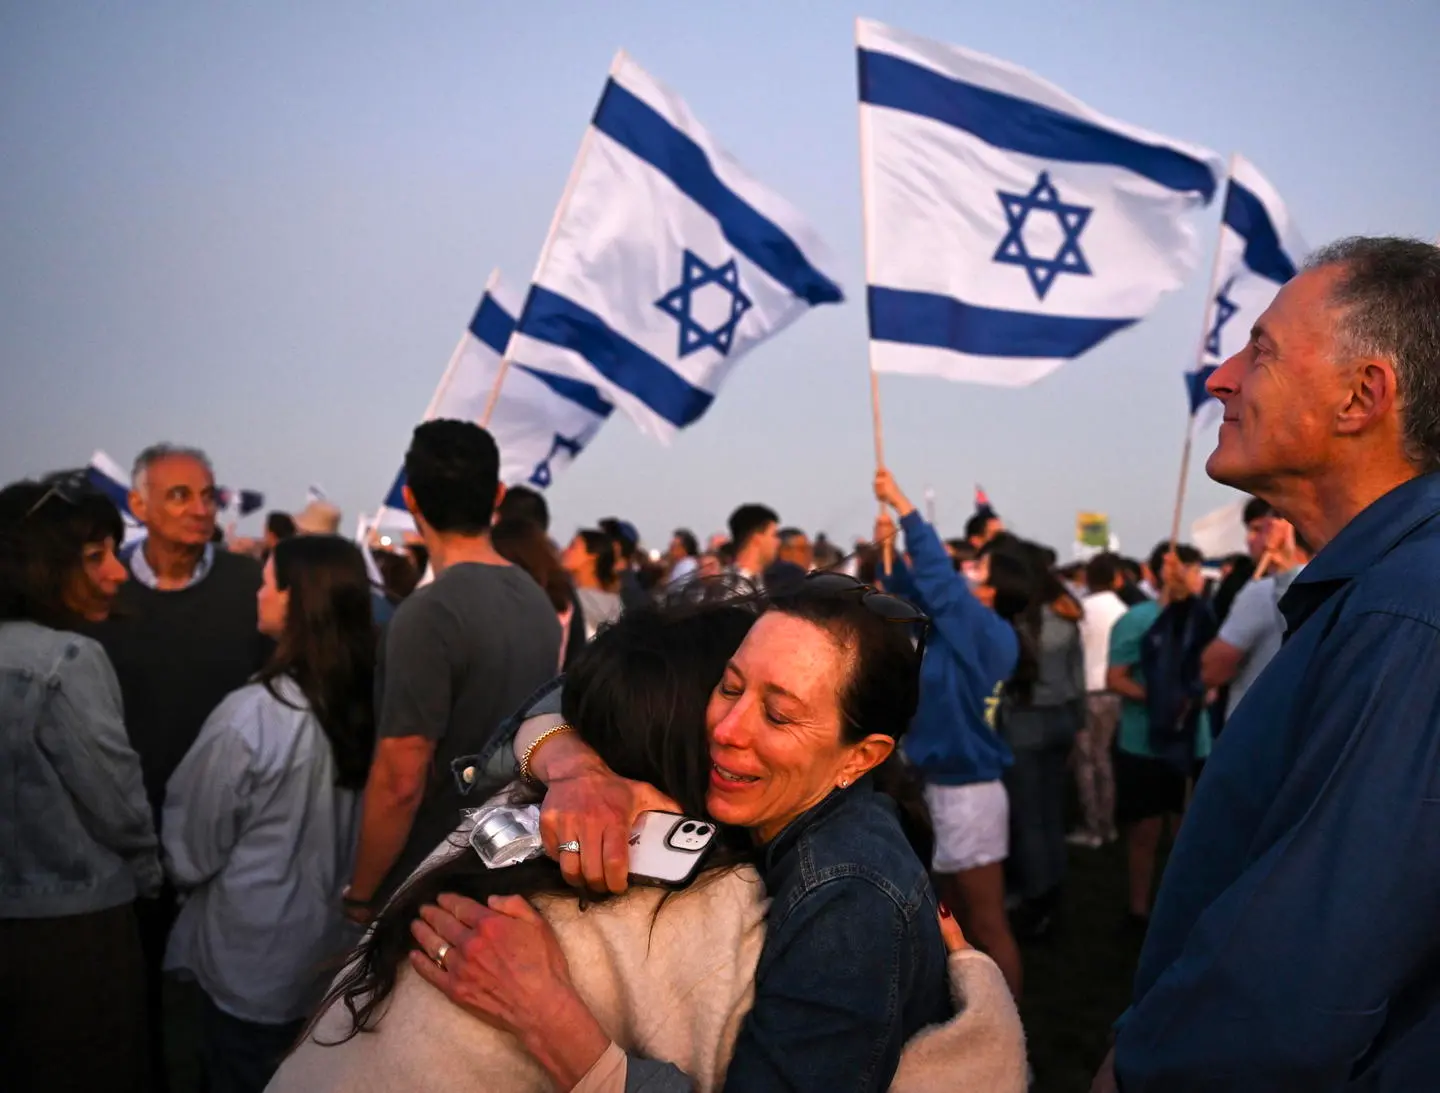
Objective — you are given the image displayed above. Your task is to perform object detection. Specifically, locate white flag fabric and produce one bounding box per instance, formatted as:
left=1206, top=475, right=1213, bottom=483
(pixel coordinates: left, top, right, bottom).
left=378, top=271, right=613, bottom=528
left=504, top=51, right=844, bottom=441
left=1188, top=155, right=1307, bottom=435
left=857, top=19, right=1224, bottom=386
left=85, top=450, right=147, bottom=546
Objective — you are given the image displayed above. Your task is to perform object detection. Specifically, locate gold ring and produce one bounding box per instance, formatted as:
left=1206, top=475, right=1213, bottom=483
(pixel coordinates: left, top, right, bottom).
left=435, top=942, right=451, bottom=969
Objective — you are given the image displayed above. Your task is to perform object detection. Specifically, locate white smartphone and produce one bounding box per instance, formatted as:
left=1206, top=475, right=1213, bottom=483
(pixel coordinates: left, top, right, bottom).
left=628, top=811, right=718, bottom=888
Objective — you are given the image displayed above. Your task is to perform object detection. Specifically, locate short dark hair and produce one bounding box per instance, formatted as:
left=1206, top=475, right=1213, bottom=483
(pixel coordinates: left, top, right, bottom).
left=1149, top=540, right=1203, bottom=578
left=672, top=529, right=699, bottom=557
left=728, top=504, right=779, bottom=551
left=1085, top=552, right=1121, bottom=593
left=1242, top=497, right=1273, bottom=526
left=498, top=485, right=550, bottom=532
left=1307, top=237, right=1440, bottom=472
left=964, top=510, right=999, bottom=541
left=266, top=511, right=297, bottom=540
left=403, top=420, right=501, bottom=535
left=0, top=473, right=126, bottom=628
left=777, top=527, right=807, bottom=545
left=599, top=518, right=638, bottom=561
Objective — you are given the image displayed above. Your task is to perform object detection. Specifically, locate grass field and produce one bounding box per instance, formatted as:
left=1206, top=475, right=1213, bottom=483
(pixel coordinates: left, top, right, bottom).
left=1018, top=840, right=1144, bottom=1093
left=164, top=842, right=1143, bottom=1093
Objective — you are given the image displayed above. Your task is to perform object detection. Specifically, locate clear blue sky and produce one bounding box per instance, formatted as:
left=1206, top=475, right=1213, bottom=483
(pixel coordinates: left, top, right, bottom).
left=4, top=1, right=1436, bottom=553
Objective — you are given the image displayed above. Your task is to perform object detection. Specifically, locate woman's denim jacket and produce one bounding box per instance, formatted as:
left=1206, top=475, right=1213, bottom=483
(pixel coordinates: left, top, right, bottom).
left=0, top=620, right=161, bottom=917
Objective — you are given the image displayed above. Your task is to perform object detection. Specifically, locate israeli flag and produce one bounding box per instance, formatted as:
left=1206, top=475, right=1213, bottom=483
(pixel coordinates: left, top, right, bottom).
left=86, top=450, right=147, bottom=545
left=857, top=20, right=1224, bottom=386
left=503, top=51, right=844, bottom=441
left=1188, top=155, right=1307, bottom=434
left=377, top=271, right=613, bottom=528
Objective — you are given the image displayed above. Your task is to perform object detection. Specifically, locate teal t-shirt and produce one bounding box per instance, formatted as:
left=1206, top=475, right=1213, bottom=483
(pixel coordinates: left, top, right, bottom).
left=1108, top=600, right=1213, bottom=760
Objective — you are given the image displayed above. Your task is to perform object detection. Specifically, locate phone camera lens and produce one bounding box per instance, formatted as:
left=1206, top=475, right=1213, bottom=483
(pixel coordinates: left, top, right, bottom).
left=681, top=822, right=696, bottom=833
left=696, top=825, right=710, bottom=836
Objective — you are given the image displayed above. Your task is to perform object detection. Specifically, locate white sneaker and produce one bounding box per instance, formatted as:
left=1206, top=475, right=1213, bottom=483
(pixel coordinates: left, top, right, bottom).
left=1066, top=830, right=1104, bottom=849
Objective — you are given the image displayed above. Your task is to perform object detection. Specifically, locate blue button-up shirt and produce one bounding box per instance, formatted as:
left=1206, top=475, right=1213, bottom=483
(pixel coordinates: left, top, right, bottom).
left=1116, top=472, right=1440, bottom=1091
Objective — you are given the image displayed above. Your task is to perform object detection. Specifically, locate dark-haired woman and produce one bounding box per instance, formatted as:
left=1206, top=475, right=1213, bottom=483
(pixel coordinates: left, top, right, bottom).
left=983, top=538, right=1085, bottom=940
left=163, top=534, right=377, bottom=1093
left=415, top=579, right=1028, bottom=1092
left=494, top=518, right=578, bottom=669
left=272, top=597, right=1025, bottom=1093
left=873, top=470, right=1025, bottom=1000
left=0, top=474, right=159, bottom=1092
left=563, top=529, right=622, bottom=641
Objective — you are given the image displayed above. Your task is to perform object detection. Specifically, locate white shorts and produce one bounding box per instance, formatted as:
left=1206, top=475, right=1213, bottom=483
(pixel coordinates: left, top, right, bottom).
left=924, top=780, right=1010, bottom=874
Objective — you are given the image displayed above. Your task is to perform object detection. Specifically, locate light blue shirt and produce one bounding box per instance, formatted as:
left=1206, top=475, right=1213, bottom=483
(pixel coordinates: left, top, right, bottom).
left=163, top=678, right=362, bottom=1023
left=126, top=540, right=215, bottom=590
left=1218, top=565, right=1305, bottom=716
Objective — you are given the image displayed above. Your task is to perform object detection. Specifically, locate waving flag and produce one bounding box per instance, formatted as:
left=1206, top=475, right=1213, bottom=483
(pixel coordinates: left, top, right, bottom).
left=503, top=51, right=844, bottom=441
left=1188, top=155, right=1307, bottom=434
left=86, top=450, right=135, bottom=519
left=857, top=20, right=1223, bottom=386
left=379, top=271, right=614, bottom=528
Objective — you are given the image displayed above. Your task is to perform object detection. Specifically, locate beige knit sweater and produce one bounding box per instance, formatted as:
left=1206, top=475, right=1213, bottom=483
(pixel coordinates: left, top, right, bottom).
left=271, top=825, right=1026, bottom=1093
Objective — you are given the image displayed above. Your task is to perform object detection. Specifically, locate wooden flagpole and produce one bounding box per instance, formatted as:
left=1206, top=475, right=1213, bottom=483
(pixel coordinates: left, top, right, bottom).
left=482, top=55, right=619, bottom=428
left=855, top=19, right=889, bottom=493
left=1169, top=153, right=1237, bottom=549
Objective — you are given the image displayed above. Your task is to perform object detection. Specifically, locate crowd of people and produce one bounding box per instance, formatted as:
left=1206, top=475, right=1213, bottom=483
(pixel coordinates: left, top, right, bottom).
left=3, top=235, right=1440, bottom=1092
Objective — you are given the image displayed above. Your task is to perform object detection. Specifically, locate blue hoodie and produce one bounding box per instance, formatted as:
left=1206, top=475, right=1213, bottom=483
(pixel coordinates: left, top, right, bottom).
left=885, top=511, right=1018, bottom=786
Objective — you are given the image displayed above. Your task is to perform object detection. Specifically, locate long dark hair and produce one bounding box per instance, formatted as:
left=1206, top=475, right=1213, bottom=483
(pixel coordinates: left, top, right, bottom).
left=493, top=518, right=570, bottom=613
left=312, top=599, right=759, bottom=1043
left=256, top=535, right=376, bottom=790
left=0, top=474, right=125, bottom=630
left=983, top=549, right=1042, bottom=705
left=577, top=528, right=618, bottom=590
left=764, top=590, right=935, bottom=867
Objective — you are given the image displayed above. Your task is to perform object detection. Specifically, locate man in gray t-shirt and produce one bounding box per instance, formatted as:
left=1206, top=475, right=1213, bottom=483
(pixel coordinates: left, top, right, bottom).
left=344, top=421, right=560, bottom=915
left=372, top=562, right=558, bottom=895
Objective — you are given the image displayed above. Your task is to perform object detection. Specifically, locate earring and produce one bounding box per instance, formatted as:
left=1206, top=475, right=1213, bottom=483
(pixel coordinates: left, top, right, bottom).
left=838, top=778, right=851, bottom=789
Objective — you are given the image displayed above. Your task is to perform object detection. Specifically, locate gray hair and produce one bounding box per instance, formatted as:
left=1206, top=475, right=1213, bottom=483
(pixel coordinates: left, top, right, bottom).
left=131, top=444, right=214, bottom=492
left=1305, top=236, right=1440, bottom=472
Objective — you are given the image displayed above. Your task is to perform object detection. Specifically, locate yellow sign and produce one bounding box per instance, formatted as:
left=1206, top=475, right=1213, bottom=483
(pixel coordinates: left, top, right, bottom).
left=1076, top=512, right=1110, bottom=549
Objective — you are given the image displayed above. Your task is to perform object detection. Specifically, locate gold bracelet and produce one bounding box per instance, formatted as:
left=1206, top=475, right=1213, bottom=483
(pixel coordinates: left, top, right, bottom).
left=520, top=722, right=575, bottom=784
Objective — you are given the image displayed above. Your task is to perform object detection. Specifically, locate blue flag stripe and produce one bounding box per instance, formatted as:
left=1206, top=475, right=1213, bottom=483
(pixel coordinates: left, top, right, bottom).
left=1186, top=366, right=1219, bottom=414
left=85, top=467, right=133, bottom=518
left=514, top=364, right=615, bottom=419
left=468, top=292, right=518, bottom=355
left=384, top=470, right=407, bottom=510
left=520, top=286, right=713, bottom=429
left=592, top=79, right=844, bottom=306
left=867, top=286, right=1135, bottom=360
left=858, top=50, right=1217, bottom=202
left=1223, top=179, right=1297, bottom=286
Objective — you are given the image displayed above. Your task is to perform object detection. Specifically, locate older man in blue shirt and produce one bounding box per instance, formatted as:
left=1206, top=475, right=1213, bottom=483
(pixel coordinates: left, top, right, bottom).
left=1097, top=236, right=1440, bottom=1091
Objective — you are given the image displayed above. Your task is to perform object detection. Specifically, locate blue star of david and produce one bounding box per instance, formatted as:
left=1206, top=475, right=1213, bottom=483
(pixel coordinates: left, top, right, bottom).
left=655, top=249, right=753, bottom=358
left=1205, top=278, right=1240, bottom=358
left=528, top=433, right=584, bottom=489
left=992, top=171, right=1093, bottom=300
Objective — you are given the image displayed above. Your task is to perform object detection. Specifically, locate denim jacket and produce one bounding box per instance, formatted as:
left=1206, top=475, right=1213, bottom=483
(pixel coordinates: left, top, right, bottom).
left=0, top=620, right=161, bottom=918
left=464, top=682, right=950, bottom=1092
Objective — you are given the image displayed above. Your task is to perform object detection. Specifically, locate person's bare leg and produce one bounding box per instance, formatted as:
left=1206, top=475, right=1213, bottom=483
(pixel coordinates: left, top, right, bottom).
left=1127, top=817, right=1164, bottom=918
left=939, top=864, right=1023, bottom=999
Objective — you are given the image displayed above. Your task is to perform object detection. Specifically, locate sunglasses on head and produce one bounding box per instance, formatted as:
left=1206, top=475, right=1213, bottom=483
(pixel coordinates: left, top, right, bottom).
left=797, top=570, right=928, bottom=625
left=24, top=471, right=91, bottom=520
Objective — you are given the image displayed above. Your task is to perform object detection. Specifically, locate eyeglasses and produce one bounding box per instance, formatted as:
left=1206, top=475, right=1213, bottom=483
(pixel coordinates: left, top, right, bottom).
left=23, top=471, right=90, bottom=520
left=795, top=570, right=930, bottom=627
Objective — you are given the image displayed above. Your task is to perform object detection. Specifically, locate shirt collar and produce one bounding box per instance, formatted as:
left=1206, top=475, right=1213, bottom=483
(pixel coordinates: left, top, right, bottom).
left=127, top=540, right=215, bottom=590
left=1291, top=473, right=1440, bottom=587
left=1279, top=474, right=1440, bottom=635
